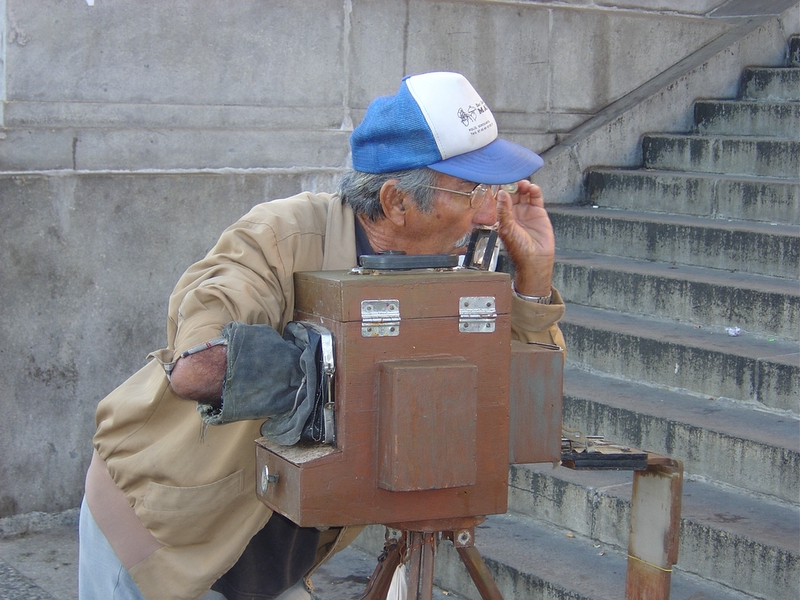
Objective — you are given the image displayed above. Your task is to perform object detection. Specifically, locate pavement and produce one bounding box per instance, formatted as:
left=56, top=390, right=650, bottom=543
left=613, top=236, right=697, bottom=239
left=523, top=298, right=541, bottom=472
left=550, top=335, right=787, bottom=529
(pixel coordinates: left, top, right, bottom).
left=0, top=523, right=78, bottom=600
left=0, top=517, right=462, bottom=600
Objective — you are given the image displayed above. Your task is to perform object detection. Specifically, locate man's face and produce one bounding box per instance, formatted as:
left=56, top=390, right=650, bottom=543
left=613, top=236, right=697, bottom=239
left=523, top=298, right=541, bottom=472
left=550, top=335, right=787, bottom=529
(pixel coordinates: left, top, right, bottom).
left=403, top=174, right=498, bottom=255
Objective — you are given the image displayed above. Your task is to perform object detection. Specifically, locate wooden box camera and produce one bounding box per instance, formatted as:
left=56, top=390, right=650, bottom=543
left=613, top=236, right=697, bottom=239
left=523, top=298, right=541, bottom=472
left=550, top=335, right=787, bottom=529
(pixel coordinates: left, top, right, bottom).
left=255, top=269, right=563, bottom=528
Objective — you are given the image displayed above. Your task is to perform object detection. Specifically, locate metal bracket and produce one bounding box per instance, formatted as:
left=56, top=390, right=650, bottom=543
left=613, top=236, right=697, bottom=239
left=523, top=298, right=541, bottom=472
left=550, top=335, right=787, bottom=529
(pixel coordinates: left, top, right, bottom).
left=361, top=299, right=401, bottom=337
left=459, top=296, right=497, bottom=333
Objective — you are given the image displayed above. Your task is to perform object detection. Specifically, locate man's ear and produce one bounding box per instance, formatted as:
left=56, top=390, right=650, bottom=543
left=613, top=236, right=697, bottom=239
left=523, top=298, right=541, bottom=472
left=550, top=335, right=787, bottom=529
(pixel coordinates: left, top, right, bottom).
left=379, top=179, right=410, bottom=227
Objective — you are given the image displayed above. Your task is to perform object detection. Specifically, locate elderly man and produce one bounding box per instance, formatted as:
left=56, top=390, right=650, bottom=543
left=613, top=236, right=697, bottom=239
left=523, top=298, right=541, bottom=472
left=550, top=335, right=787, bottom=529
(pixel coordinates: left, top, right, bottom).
left=79, top=71, right=565, bottom=600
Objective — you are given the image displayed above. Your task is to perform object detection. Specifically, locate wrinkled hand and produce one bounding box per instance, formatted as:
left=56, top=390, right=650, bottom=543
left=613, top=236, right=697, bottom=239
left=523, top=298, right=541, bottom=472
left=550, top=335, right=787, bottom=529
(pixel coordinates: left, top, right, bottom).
left=495, top=181, right=555, bottom=297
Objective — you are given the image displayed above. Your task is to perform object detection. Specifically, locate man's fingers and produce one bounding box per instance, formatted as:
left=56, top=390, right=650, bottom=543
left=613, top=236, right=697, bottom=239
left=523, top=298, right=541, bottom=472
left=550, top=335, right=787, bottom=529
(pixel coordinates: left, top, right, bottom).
left=495, top=189, right=516, bottom=233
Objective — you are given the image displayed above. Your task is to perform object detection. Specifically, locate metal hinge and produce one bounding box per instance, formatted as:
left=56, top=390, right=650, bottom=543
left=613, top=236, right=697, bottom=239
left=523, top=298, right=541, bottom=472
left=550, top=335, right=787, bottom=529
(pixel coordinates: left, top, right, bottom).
left=459, top=296, right=497, bottom=333
left=361, top=299, right=401, bottom=337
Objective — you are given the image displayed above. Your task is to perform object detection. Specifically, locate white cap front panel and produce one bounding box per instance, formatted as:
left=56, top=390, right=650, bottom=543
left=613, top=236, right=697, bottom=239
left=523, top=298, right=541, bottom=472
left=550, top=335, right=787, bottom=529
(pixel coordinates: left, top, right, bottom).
left=405, top=72, right=499, bottom=161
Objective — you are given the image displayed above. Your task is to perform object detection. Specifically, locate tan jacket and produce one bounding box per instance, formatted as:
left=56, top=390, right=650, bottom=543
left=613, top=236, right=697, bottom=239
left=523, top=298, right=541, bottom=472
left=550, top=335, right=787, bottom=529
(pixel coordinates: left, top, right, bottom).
left=93, top=192, right=565, bottom=599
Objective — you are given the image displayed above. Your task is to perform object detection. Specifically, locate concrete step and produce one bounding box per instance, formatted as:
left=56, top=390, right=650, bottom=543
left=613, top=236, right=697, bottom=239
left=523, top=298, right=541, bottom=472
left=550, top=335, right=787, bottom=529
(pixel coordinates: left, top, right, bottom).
left=553, top=251, right=799, bottom=339
left=561, top=303, right=800, bottom=414
left=694, top=99, right=800, bottom=137
left=558, top=364, right=799, bottom=501
left=508, top=464, right=800, bottom=600
left=0, top=126, right=352, bottom=171
left=584, top=168, right=799, bottom=225
left=341, top=515, right=757, bottom=600
left=549, top=206, right=799, bottom=278
left=739, top=66, right=800, bottom=101
left=641, top=133, right=799, bottom=178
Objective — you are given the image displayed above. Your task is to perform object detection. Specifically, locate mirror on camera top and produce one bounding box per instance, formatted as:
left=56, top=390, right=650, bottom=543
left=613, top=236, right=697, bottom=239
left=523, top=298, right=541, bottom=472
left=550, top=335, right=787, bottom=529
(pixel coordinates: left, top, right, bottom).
left=358, top=251, right=459, bottom=271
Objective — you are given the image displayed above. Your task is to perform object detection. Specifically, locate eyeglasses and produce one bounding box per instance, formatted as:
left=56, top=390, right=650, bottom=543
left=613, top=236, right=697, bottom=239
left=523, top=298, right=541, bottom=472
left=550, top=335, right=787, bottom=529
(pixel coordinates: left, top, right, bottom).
left=422, top=182, right=518, bottom=210
left=422, top=183, right=500, bottom=210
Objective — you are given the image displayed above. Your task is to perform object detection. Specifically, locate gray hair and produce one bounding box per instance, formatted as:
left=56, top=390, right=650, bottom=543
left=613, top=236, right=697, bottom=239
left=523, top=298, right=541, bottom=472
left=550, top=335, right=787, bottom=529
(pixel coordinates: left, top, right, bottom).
left=338, top=168, right=438, bottom=221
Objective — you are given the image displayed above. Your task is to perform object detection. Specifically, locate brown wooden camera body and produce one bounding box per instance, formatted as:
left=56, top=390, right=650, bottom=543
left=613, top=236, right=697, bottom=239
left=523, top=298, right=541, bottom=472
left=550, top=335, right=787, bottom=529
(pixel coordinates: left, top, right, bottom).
left=255, top=269, right=562, bottom=528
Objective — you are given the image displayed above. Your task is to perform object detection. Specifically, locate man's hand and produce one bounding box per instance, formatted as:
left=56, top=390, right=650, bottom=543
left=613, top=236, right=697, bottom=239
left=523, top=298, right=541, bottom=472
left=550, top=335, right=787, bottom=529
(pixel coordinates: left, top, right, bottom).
left=495, top=181, right=555, bottom=297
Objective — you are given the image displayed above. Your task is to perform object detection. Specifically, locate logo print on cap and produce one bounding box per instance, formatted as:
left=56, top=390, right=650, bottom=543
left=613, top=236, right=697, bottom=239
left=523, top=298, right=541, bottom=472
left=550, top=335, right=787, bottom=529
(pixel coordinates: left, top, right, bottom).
left=458, top=101, right=489, bottom=127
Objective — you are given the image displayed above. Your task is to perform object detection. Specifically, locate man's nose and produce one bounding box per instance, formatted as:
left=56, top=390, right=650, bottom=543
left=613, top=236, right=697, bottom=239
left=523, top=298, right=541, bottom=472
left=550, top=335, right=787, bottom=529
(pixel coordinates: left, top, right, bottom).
left=471, top=195, right=498, bottom=226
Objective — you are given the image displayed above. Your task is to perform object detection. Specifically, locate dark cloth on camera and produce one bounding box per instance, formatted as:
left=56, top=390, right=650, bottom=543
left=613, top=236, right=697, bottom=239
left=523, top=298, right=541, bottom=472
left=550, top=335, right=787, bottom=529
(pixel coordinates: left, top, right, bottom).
left=211, top=512, right=320, bottom=600
left=195, top=321, right=318, bottom=446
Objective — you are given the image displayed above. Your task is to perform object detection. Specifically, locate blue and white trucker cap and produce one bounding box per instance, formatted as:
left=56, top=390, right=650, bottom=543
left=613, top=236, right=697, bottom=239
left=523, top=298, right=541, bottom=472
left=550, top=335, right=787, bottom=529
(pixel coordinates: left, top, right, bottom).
left=350, top=72, right=543, bottom=184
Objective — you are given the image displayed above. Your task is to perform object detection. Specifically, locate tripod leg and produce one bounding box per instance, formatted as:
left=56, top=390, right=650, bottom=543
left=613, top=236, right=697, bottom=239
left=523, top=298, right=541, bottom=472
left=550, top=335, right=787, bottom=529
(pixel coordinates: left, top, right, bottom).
left=456, top=546, right=504, bottom=600
left=406, top=532, right=436, bottom=600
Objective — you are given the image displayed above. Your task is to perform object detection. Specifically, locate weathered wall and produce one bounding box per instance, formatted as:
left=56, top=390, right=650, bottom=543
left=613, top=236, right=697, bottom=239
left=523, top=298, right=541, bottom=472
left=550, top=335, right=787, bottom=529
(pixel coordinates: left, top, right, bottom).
left=0, top=169, right=344, bottom=518
left=2, top=1, right=735, bottom=154
left=0, top=0, right=797, bottom=518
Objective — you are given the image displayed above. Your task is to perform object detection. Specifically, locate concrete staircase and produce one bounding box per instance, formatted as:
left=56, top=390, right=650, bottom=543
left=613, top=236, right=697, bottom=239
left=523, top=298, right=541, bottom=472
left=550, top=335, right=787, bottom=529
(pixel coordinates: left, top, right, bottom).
left=517, top=37, right=800, bottom=599
left=309, top=37, right=800, bottom=600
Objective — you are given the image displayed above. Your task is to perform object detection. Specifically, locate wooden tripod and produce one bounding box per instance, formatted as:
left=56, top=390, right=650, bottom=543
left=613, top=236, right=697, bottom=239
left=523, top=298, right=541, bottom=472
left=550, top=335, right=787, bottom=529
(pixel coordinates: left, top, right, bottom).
left=360, top=517, right=503, bottom=600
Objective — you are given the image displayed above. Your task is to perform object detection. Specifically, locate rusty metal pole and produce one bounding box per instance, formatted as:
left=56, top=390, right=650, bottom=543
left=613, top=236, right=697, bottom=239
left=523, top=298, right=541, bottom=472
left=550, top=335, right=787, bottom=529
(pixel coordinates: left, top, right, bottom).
left=406, top=531, right=436, bottom=600
left=447, top=526, right=505, bottom=600
left=626, top=456, right=683, bottom=600
left=456, top=546, right=505, bottom=600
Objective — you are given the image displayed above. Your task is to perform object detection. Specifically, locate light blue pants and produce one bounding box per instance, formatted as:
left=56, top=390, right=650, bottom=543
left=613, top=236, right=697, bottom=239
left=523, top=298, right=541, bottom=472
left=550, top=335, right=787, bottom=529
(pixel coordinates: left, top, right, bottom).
left=78, top=497, right=226, bottom=600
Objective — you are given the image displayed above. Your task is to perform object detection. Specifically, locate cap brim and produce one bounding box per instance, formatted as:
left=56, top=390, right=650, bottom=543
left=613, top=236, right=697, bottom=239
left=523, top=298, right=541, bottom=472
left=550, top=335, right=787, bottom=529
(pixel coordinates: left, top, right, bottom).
left=426, top=138, right=543, bottom=184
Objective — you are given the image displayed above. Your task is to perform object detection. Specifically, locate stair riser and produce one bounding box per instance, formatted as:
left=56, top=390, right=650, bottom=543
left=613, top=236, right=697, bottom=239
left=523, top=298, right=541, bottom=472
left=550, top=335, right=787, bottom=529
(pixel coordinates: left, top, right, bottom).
left=435, top=547, right=536, bottom=600
left=0, top=128, right=351, bottom=171
left=680, top=523, right=799, bottom=600
left=740, top=68, right=800, bottom=101
left=694, top=101, right=800, bottom=137
left=508, top=466, right=800, bottom=600
left=508, top=466, right=630, bottom=547
left=551, top=212, right=799, bottom=278
left=562, top=395, right=800, bottom=504
left=586, top=170, right=800, bottom=225
left=560, top=321, right=800, bottom=413
left=553, top=263, right=799, bottom=339
left=642, top=136, right=799, bottom=178
left=435, top=544, right=600, bottom=600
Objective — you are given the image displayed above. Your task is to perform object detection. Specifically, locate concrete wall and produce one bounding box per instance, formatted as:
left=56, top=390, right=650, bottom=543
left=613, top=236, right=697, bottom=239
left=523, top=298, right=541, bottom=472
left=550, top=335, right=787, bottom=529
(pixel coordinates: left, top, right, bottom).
left=2, top=1, right=736, bottom=153
left=0, top=0, right=798, bottom=519
left=0, top=169, right=343, bottom=520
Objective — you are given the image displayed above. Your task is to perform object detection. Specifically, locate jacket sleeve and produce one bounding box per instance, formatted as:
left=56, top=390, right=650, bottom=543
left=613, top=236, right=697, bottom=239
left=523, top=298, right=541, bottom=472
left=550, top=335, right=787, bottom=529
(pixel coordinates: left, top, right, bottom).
left=160, top=196, right=329, bottom=361
left=510, top=287, right=567, bottom=351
